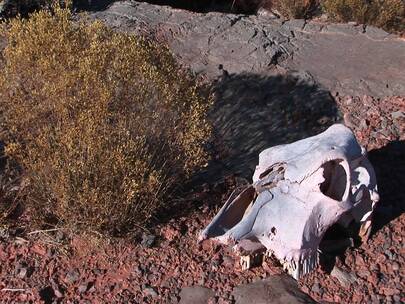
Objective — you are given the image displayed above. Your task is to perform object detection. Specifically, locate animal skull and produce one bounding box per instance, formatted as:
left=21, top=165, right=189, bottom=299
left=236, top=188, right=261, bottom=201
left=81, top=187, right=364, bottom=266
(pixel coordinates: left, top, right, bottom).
left=200, top=124, right=379, bottom=279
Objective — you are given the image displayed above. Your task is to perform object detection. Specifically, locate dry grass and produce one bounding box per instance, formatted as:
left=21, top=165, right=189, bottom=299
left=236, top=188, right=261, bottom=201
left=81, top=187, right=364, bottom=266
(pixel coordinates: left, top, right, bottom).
left=270, top=0, right=318, bottom=18
left=0, top=0, right=53, bottom=17
left=233, top=0, right=317, bottom=18
left=0, top=6, right=211, bottom=235
left=322, top=0, right=405, bottom=32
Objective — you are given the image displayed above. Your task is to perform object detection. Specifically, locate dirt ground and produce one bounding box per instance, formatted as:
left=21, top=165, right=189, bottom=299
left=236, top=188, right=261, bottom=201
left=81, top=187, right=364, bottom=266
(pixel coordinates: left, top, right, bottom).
left=0, top=95, right=404, bottom=303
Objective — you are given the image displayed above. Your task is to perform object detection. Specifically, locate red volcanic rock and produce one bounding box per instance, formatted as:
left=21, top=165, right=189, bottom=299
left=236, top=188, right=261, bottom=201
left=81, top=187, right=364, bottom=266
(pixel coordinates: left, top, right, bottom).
left=0, top=95, right=403, bottom=303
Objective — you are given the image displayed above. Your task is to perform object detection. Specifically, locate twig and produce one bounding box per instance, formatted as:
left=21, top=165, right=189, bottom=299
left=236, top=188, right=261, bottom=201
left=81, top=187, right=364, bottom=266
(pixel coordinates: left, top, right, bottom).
left=1, top=288, right=26, bottom=292
left=15, top=236, right=29, bottom=243
left=27, top=228, right=62, bottom=235
left=231, top=0, right=236, bottom=11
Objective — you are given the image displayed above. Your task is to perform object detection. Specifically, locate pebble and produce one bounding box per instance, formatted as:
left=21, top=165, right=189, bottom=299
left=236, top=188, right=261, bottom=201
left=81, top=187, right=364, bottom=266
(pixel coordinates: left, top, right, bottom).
left=311, top=282, right=321, bottom=294
left=141, top=233, right=156, bottom=248
left=54, top=288, right=63, bottom=298
left=391, top=262, right=400, bottom=271
left=330, top=266, right=356, bottom=287
left=65, top=269, right=80, bottom=284
left=357, top=269, right=371, bottom=278
left=393, top=295, right=401, bottom=302
left=17, top=267, right=28, bottom=279
left=144, top=286, right=158, bottom=297
left=78, top=285, right=88, bottom=293
left=391, top=111, right=404, bottom=120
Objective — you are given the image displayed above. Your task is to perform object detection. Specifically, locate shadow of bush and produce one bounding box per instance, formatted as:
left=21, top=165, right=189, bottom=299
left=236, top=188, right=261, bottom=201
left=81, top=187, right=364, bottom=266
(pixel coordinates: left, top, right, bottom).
left=157, top=72, right=341, bottom=226
left=195, top=72, right=341, bottom=184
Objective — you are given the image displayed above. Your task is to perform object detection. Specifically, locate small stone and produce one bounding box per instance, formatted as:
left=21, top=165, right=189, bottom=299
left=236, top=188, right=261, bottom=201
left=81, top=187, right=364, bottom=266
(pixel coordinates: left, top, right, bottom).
left=359, top=119, right=369, bottom=130
left=55, top=230, right=65, bottom=241
left=17, top=267, right=27, bottom=279
left=161, top=226, right=180, bottom=241
left=180, top=286, right=215, bottom=304
left=381, top=287, right=400, bottom=296
left=170, top=294, right=180, bottom=303
left=232, top=275, right=316, bottom=303
left=54, top=288, right=63, bottom=298
left=376, top=253, right=387, bottom=263
left=311, top=282, right=321, bottom=294
left=330, top=266, right=356, bottom=287
left=343, top=113, right=356, bottom=129
left=222, top=255, right=234, bottom=268
left=391, top=111, right=404, bottom=120
left=357, top=269, right=371, bottom=278
left=370, top=294, right=379, bottom=304
left=0, top=227, right=10, bottom=240
left=65, top=269, right=80, bottom=284
left=88, top=284, right=96, bottom=293
left=141, top=233, right=156, bottom=248
left=391, top=262, right=400, bottom=271
left=393, top=294, right=401, bottom=302
left=144, top=286, right=158, bottom=297
left=385, top=250, right=394, bottom=260
left=78, top=285, right=87, bottom=293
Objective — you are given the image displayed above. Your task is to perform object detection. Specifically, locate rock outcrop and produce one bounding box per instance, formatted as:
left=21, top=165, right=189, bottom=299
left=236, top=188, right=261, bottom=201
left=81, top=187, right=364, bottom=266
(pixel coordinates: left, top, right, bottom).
left=91, top=0, right=405, bottom=97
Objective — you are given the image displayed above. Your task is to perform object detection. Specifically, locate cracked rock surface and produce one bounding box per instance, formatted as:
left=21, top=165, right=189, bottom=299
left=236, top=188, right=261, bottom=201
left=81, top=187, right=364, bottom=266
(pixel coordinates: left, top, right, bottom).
left=91, top=0, right=405, bottom=97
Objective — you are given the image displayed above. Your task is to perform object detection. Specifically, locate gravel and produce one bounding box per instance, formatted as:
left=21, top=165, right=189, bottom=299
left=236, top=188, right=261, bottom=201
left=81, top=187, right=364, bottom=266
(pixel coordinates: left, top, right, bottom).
left=0, top=96, right=403, bottom=303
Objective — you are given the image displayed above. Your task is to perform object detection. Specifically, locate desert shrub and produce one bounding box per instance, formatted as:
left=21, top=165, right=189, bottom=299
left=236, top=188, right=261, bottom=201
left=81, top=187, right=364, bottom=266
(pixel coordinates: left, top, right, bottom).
left=0, top=159, right=23, bottom=223
left=0, top=0, right=52, bottom=17
left=322, top=0, right=405, bottom=32
left=241, top=0, right=317, bottom=18
left=0, top=6, right=211, bottom=234
left=268, top=0, right=318, bottom=18
left=0, top=1, right=91, bottom=17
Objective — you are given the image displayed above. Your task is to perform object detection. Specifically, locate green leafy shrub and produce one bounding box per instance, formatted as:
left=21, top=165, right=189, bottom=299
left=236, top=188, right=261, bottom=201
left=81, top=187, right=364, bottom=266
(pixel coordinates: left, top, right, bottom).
left=322, top=0, right=405, bottom=32
left=0, top=6, right=211, bottom=234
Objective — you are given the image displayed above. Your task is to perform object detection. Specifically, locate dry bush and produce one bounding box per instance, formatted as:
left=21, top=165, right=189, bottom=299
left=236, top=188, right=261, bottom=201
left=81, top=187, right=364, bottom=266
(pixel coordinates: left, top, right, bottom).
left=0, top=6, right=211, bottom=234
left=0, top=160, right=21, bottom=223
left=232, top=0, right=316, bottom=17
left=322, top=0, right=405, bottom=32
left=0, top=0, right=52, bottom=17
left=269, top=0, right=318, bottom=18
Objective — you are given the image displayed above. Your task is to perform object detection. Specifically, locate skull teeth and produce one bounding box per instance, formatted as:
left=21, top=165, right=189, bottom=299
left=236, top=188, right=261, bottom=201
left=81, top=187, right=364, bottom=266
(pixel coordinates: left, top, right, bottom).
left=239, top=250, right=318, bottom=279
left=281, top=252, right=319, bottom=280
left=240, top=253, right=265, bottom=270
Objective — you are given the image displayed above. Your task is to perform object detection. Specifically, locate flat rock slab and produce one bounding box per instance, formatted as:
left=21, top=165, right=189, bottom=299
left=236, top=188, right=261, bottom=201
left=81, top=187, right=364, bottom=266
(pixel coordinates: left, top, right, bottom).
left=179, top=286, right=215, bottom=304
left=232, top=275, right=316, bottom=304
left=91, top=1, right=405, bottom=97
left=285, top=23, right=405, bottom=97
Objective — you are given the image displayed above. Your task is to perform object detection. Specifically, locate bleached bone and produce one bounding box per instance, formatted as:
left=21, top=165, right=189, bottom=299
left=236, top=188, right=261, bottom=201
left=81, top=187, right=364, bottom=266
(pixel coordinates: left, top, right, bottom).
left=200, top=124, right=379, bottom=279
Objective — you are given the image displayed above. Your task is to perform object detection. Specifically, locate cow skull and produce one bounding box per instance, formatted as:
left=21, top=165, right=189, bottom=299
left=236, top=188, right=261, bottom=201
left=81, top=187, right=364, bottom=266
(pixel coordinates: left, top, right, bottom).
left=200, top=124, right=379, bottom=279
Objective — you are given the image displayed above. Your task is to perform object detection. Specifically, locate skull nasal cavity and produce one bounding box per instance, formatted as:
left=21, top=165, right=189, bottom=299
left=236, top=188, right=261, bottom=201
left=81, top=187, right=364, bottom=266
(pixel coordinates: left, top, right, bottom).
left=320, top=160, right=347, bottom=201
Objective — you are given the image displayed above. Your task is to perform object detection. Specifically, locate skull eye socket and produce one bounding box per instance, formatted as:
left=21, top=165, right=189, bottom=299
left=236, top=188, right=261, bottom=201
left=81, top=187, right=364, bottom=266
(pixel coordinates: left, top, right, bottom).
left=258, top=163, right=285, bottom=179
left=320, top=160, right=347, bottom=201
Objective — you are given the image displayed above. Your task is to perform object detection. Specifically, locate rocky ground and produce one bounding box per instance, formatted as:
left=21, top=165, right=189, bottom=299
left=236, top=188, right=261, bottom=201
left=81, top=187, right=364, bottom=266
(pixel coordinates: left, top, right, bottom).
left=0, top=95, right=403, bottom=303
left=1, top=1, right=405, bottom=303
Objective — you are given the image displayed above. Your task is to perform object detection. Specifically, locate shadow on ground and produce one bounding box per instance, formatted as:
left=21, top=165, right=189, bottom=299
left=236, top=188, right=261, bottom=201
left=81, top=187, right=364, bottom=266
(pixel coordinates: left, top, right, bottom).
left=157, top=72, right=341, bottom=224
left=316, top=140, right=405, bottom=272
left=81, top=0, right=257, bottom=13
left=195, top=72, right=341, bottom=184
left=76, top=0, right=116, bottom=11
left=369, top=140, right=405, bottom=235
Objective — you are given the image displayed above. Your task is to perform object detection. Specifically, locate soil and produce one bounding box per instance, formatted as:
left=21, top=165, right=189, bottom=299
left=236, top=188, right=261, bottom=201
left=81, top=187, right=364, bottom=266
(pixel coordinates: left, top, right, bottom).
left=0, top=95, right=403, bottom=303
